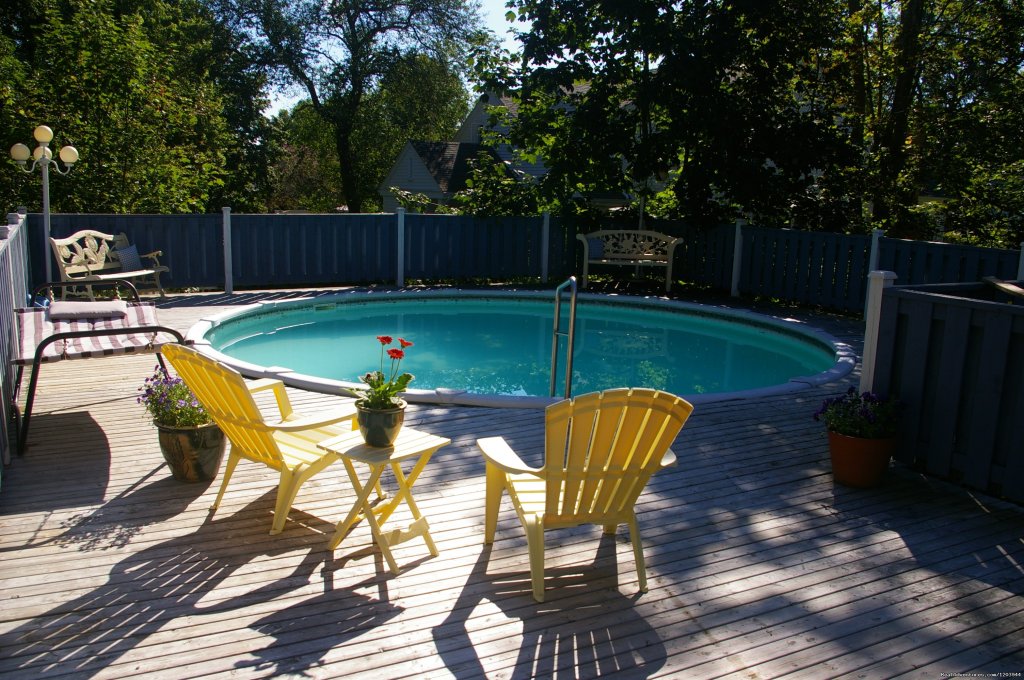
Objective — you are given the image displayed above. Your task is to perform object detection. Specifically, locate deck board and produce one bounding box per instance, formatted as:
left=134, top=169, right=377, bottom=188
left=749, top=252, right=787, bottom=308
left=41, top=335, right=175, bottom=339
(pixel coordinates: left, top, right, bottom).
left=2, top=289, right=1023, bottom=679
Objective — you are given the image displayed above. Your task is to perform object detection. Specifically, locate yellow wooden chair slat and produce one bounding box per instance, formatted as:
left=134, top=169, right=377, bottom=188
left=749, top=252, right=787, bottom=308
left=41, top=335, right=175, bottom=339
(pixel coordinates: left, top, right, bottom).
left=162, top=344, right=357, bottom=534
left=478, top=387, right=692, bottom=602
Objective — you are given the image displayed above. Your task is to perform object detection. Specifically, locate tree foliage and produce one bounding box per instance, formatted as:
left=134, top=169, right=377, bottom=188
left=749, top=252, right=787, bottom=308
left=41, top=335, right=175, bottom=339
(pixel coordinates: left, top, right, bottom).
left=351, top=53, right=472, bottom=211
left=210, top=0, right=484, bottom=212
left=415, top=150, right=548, bottom=217
left=3, top=0, right=1021, bottom=249
left=1, top=0, right=267, bottom=214
left=472, top=0, right=1024, bottom=246
left=478, top=0, right=852, bottom=226
left=267, top=53, right=471, bottom=212
left=266, top=103, right=342, bottom=212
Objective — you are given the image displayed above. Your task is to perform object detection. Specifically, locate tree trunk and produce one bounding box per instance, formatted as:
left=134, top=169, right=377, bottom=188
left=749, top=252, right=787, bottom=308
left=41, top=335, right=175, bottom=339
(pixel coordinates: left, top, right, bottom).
left=848, top=0, right=867, bottom=154
left=317, top=90, right=365, bottom=214
left=334, top=126, right=363, bottom=213
left=876, top=0, right=925, bottom=226
left=847, top=0, right=870, bottom=225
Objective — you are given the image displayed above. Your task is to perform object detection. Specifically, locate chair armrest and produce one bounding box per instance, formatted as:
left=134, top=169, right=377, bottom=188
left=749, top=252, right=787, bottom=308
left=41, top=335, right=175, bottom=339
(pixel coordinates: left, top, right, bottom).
left=477, top=436, right=540, bottom=475
left=247, top=378, right=283, bottom=393
left=251, top=380, right=354, bottom=428
left=247, top=378, right=295, bottom=419
left=660, top=448, right=677, bottom=468
left=268, top=405, right=358, bottom=432
left=576, top=233, right=590, bottom=259
left=666, top=238, right=681, bottom=258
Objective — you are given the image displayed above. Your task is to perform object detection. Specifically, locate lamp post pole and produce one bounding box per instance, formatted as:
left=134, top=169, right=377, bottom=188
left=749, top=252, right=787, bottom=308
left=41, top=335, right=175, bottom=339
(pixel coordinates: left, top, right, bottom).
left=10, top=125, right=79, bottom=283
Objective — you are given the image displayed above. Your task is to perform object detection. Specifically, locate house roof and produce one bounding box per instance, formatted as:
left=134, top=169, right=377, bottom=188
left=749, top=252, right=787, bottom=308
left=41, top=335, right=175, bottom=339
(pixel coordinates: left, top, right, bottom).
left=479, top=91, right=519, bottom=116
left=410, top=141, right=501, bottom=194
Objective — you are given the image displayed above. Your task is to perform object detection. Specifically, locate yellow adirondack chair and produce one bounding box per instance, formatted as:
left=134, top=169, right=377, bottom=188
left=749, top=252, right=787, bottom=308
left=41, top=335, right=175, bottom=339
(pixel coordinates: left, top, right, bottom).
left=161, top=344, right=358, bottom=534
left=477, top=388, right=693, bottom=602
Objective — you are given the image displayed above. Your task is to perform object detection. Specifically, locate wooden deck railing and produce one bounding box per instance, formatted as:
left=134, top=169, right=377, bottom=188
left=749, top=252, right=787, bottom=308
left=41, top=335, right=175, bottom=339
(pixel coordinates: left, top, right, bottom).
left=1, top=212, right=31, bottom=469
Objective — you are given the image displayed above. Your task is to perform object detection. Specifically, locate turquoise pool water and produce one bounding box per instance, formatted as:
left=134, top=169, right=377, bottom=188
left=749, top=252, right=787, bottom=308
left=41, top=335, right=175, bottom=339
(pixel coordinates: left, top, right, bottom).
left=203, top=295, right=838, bottom=400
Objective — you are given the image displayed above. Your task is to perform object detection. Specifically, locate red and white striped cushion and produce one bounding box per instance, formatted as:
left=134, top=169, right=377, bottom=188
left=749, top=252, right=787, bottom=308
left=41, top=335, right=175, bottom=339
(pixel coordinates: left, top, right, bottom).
left=13, top=302, right=175, bottom=365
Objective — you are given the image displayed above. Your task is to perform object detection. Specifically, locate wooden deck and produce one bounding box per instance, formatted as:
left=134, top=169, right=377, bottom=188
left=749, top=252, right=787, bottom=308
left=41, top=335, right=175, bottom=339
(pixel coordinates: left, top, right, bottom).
left=2, top=288, right=1024, bottom=679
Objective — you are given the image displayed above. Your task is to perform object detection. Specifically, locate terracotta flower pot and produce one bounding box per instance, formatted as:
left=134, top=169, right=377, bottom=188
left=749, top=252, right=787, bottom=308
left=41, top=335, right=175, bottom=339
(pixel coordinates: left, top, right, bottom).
left=156, top=422, right=227, bottom=482
left=355, top=400, right=406, bottom=447
left=827, top=431, right=896, bottom=488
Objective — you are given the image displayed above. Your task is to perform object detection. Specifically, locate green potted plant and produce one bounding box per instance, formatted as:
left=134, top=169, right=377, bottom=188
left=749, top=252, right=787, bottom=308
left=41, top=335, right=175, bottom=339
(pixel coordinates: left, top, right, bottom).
left=814, top=387, right=902, bottom=487
left=138, top=364, right=226, bottom=482
left=352, top=335, right=414, bottom=447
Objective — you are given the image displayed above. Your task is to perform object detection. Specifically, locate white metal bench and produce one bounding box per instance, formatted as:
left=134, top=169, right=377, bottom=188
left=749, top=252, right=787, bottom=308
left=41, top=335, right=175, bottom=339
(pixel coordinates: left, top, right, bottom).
left=577, top=229, right=681, bottom=292
left=50, top=229, right=169, bottom=298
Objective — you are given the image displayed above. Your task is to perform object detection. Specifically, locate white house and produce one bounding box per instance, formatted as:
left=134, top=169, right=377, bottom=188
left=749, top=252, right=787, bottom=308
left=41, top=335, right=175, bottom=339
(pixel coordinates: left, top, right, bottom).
left=377, top=141, right=494, bottom=212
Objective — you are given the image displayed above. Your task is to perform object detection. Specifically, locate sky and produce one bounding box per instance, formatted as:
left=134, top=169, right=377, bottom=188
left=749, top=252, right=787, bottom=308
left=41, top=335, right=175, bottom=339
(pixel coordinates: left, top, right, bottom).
left=480, top=0, right=521, bottom=48
left=265, top=0, right=522, bottom=115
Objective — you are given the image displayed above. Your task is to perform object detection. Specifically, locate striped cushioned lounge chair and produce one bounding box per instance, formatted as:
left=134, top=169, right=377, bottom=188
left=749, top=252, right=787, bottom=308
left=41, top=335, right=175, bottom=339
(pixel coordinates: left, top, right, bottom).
left=11, top=296, right=183, bottom=453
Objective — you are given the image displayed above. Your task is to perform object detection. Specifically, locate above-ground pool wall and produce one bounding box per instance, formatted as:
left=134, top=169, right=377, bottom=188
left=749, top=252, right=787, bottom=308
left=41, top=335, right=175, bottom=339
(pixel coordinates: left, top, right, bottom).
left=869, top=281, right=1024, bottom=502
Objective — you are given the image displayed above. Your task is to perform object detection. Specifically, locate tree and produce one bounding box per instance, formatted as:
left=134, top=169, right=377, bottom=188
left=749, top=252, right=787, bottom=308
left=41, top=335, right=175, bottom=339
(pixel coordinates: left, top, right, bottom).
left=1, top=0, right=248, bottom=214
left=267, top=53, right=470, bottom=212
left=473, top=0, right=1024, bottom=245
left=0, top=34, right=28, bottom=209
left=800, top=1, right=1024, bottom=240
left=449, top=151, right=545, bottom=216
left=210, top=0, right=485, bottom=212
left=351, top=53, right=471, bottom=210
left=482, top=0, right=852, bottom=226
left=267, top=102, right=342, bottom=211
left=902, top=1, right=1024, bottom=244
left=204, top=16, right=277, bottom=212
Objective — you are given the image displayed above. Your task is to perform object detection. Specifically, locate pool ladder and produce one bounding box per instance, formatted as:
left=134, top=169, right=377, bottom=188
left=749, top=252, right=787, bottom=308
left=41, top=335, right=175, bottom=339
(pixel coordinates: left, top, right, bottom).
left=550, top=276, right=578, bottom=399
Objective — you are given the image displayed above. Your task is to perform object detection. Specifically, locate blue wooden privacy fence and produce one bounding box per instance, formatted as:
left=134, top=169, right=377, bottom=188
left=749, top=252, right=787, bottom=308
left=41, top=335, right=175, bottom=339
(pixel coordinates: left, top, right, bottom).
left=228, top=213, right=399, bottom=287
left=403, top=213, right=559, bottom=281
left=877, top=238, right=1021, bottom=286
left=24, top=211, right=1024, bottom=314
left=31, top=213, right=225, bottom=289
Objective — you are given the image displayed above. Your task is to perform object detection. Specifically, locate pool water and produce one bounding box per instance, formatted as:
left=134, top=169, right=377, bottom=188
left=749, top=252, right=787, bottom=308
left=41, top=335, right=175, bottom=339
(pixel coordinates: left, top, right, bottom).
left=206, top=297, right=836, bottom=398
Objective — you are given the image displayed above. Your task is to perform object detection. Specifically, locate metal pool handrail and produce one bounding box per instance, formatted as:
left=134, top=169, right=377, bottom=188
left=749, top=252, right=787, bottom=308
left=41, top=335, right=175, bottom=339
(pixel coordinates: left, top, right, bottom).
left=550, top=277, right=578, bottom=399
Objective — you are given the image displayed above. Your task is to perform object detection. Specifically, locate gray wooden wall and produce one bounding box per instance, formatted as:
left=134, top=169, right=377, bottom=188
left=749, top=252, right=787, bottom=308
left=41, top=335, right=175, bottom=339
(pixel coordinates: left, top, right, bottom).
left=871, top=282, right=1024, bottom=502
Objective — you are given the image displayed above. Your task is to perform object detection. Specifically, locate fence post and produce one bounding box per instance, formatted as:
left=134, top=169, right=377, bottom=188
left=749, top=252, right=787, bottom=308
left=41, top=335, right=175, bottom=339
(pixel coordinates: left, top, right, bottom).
left=541, top=211, right=550, bottom=283
left=1018, top=241, right=1023, bottom=280
left=862, top=228, right=886, bottom=316
left=868, top=228, right=883, bottom=271
left=222, top=207, right=233, bottom=294
left=396, top=208, right=405, bottom=288
left=731, top=219, right=744, bottom=297
left=2, top=212, right=19, bottom=239
left=860, top=270, right=898, bottom=394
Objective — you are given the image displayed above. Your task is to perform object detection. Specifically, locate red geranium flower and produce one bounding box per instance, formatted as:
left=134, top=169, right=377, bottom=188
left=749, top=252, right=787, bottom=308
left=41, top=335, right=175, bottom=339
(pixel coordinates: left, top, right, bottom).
left=356, top=335, right=415, bottom=409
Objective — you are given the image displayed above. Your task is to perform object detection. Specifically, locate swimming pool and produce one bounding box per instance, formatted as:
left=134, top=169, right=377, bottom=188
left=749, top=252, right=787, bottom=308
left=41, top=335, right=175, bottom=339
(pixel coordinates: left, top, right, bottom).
left=187, top=290, right=855, bottom=408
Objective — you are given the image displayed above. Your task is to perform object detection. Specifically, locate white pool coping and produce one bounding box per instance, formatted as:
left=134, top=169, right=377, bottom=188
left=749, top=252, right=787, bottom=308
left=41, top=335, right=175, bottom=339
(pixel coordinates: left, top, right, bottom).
left=184, top=288, right=857, bottom=409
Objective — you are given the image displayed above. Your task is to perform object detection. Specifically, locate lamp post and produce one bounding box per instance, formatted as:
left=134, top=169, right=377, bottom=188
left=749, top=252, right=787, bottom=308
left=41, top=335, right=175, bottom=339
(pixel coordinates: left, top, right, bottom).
left=10, top=125, right=79, bottom=282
